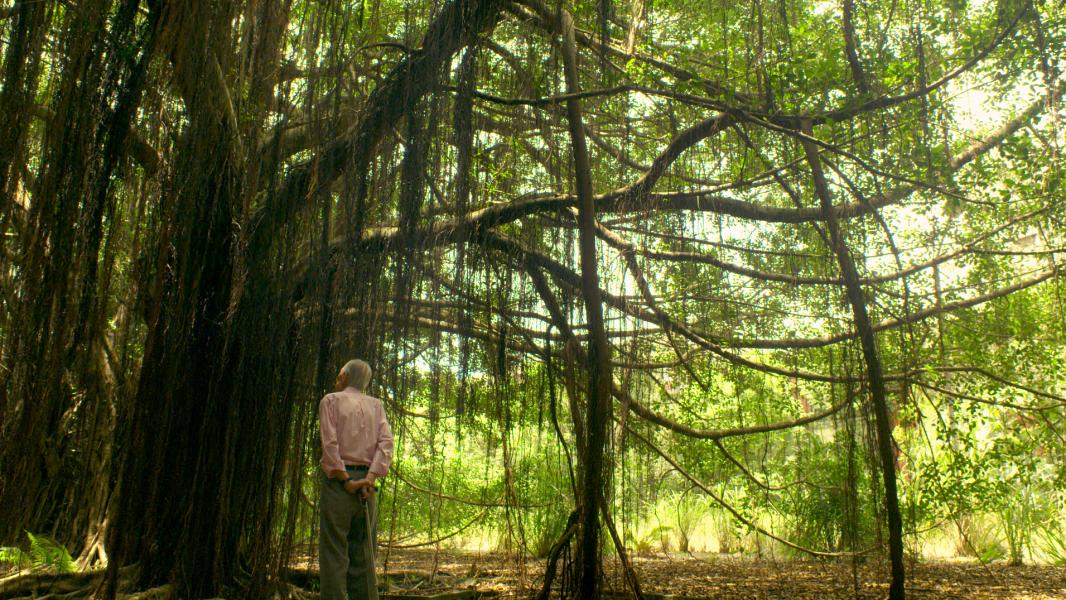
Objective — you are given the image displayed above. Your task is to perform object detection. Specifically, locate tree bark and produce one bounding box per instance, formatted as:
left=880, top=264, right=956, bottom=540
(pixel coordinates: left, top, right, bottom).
left=800, top=122, right=905, bottom=600
left=247, top=0, right=503, bottom=267
left=842, top=0, right=869, bottom=94
left=559, top=10, right=614, bottom=600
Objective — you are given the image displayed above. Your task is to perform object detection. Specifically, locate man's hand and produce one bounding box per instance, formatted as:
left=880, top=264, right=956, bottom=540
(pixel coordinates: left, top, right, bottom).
left=344, top=478, right=374, bottom=498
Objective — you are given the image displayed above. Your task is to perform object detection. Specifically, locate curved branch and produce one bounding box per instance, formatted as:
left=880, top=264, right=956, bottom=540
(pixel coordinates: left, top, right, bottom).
left=620, top=386, right=852, bottom=441
left=610, top=202, right=1045, bottom=286
left=713, top=439, right=840, bottom=493
left=911, top=380, right=1065, bottom=412
left=739, top=265, right=1061, bottom=349
left=290, top=82, right=1057, bottom=292
left=625, top=425, right=865, bottom=558
left=247, top=0, right=503, bottom=263
left=381, top=507, right=492, bottom=549
left=514, top=0, right=1026, bottom=128
left=484, top=232, right=855, bottom=382
left=918, top=366, right=1066, bottom=403
left=842, top=0, right=869, bottom=94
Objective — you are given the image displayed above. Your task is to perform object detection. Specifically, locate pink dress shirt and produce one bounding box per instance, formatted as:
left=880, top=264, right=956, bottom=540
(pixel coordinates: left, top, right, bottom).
left=319, top=386, right=394, bottom=477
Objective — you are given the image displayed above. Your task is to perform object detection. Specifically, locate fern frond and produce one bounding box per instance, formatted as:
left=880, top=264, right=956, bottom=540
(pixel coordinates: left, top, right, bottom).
left=0, top=546, right=32, bottom=568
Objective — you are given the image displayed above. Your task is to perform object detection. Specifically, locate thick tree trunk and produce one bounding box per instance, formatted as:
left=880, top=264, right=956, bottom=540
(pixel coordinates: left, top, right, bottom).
left=559, top=10, right=614, bottom=600
left=106, top=1, right=504, bottom=596
left=0, top=0, right=51, bottom=219
left=106, top=4, right=246, bottom=595
left=800, top=124, right=905, bottom=600
left=0, top=0, right=128, bottom=548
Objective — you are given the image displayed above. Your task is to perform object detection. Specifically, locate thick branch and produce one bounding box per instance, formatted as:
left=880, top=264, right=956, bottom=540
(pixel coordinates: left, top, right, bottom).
left=801, top=120, right=905, bottom=599
left=26, top=104, right=160, bottom=175
left=741, top=265, right=1061, bottom=349
left=625, top=425, right=863, bottom=557
left=292, top=84, right=1055, bottom=292
left=484, top=232, right=855, bottom=383
left=247, top=0, right=503, bottom=262
left=912, top=380, right=1066, bottom=412
left=842, top=0, right=869, bottom=94
left=514, top=0, right=1024, bottom=128
left=919, top=366, right=1066, bottom=404
left=560, top=10, right=614, bottom=598
left=621, top=386, right=852, bottom=441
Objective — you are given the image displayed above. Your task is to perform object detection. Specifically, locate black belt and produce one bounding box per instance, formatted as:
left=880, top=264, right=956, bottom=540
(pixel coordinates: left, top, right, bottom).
left=345, top=464, right=370, bottom=471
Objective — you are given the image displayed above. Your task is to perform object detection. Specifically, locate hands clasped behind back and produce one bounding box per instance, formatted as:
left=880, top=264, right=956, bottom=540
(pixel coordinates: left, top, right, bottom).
left=343, top=477, right=376, bottom=498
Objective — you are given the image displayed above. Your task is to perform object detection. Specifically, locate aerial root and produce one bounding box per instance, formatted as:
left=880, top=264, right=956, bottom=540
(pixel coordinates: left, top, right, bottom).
left=0, top=576, right=315, bottom=599
left=0, top=566, right=146, bottom=600
left=0, top=570, right=103, bottom=599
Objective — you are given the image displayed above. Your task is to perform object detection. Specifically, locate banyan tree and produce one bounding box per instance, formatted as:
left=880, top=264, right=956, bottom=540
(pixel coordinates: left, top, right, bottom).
left=0, top=0, right=1062, bottom=598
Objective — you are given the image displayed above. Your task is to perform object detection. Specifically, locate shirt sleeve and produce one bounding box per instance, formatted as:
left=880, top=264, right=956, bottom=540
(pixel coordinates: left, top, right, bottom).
left=369, top=401, right=394, bottom=477
left=319, top=394, right=345, bottom=475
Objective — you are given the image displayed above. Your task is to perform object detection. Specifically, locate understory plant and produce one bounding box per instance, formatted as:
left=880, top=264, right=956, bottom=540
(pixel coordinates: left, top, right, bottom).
left=1035, top=524, right=1066, bottom=566
left=0, top=532, right=75, bottom=574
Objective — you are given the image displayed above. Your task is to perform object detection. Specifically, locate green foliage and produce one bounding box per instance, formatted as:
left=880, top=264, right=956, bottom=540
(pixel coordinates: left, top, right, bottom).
left=628, top=524, right=673, bottom=556
left=1035, top=524, right=1066, bottom=566
left=0, top=532, right=75, bottom=574
left=512, top=453, right=573, bottom=558
left=956, top=516, right=1008, bottom=563
left=780, top=432, right=875, bottom=555
left=0, top=546, right=31, bottom=570
left=7, top=0, right=1063, bottom=576
left=527, top=506, right=570, bottom=559
left=666, top=491, right=707, bottom=554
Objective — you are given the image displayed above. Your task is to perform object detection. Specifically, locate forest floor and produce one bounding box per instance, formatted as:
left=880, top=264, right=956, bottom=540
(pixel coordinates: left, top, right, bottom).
left=4, top=549, right=1065, bottom=599
left=366, top=548, right=1066, bottom=600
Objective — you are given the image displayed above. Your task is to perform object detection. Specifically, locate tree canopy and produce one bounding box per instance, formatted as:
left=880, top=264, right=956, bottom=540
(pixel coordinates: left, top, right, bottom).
left=0, top=0, right=1063, bottom=597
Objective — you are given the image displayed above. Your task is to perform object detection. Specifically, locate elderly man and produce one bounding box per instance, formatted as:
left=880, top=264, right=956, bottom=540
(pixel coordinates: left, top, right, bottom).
left=319, top=359, right=394, bottom=600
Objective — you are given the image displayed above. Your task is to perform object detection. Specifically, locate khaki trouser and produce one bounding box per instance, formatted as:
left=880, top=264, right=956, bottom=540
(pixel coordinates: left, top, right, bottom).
left=319, top=470, right=378, bottom=600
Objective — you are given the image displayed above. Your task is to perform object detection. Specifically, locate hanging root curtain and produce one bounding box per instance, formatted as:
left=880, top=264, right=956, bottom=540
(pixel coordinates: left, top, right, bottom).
left=0, top=0, right=1063, bottom=598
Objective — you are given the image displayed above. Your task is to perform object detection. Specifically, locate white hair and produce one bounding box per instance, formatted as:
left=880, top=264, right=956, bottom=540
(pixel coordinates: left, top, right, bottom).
left=342, top=359, right=372, bottom=391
